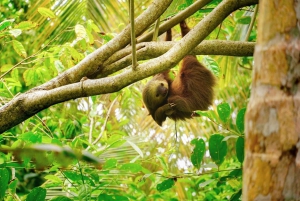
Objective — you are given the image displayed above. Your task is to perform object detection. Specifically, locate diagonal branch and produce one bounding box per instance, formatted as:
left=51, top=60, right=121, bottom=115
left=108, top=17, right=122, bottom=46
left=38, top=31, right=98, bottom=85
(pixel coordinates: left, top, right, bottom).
left=35, top=0, right=173, bottom=90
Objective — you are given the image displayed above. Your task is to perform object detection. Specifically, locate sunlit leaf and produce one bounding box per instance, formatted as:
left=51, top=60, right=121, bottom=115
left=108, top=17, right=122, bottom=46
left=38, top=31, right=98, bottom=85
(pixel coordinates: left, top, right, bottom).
left=120, top=163, right=142, bottom=173
left=38, top=7, right=56, bottom=18
left=44, top=175, right=62, bottom=183
left=0, top=19, right=14, bottom=31
left=12, top=40, right=27, bottom=58
left=103, top=158, right=117, bottom=169
left=14, top=21, right=37, bottom=30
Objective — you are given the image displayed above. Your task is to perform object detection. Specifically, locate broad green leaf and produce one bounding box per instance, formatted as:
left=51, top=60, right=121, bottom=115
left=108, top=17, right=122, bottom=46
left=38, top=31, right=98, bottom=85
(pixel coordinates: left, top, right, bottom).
left=63, top=171, right=82, bottom=181
left=19, top=132, right=42, bottom=143
left=98, top=194, right=129, bottom=201
left=44, top=175, right=62, bottom=183
left=50, top=196, right=73, bottom=201
left=26, top=187, right=46, bottom=201
left=209, top=134, right=227, bottom=166
left=236, top=108, right=246, bottom=133
left=12, top=40, right=27, bottom=58
left=190, top=138, right=205, bottom=169
left=229, top=169, right=242, bottom=178
left=0, top=168, right=9, bottom=200
left=103, top=158, right=117, bottom=169
left=0, top=64, right=13, bottom=72
left=38, top=7, right=56, bottom=18
left=217, top=103, right=231, bottom=123
left=156, top=178, right=175, bottom=192
left=14, top=21, right=37, bottom=30
left=120, top=163, right=142, bottom=173
left=236, top=137, right=244, bottom=163
left=23, top=68, right=36, bottom=86
left=8, top=179, right=18, bottom=194
left=0, top=19, right=14, bottom=31
left=230, top=189, right=242, bottom=201
left=237, top=16, right=251, bottom=24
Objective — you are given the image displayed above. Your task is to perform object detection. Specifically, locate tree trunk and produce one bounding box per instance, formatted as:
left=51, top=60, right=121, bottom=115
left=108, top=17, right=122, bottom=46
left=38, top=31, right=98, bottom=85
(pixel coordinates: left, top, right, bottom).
left=243, top=0, right=300, bottom=200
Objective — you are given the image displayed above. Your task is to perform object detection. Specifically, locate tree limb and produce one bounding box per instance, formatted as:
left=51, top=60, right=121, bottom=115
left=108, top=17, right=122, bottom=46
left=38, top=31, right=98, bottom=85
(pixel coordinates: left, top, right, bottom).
left=35, top=0, right=173, bottom=90
left=0, top=0, right=258, bottom=133
left=100, top=40, right=255, bottom=78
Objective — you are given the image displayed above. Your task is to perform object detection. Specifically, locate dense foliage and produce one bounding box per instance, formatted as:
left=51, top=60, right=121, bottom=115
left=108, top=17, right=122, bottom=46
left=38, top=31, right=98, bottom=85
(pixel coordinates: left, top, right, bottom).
left=0, top=0, right=256, bottom=200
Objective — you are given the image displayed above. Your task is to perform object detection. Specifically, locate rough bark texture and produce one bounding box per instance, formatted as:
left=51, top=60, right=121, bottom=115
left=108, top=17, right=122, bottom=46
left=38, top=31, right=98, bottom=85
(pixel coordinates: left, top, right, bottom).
left=243, top=0, right=300, bottom=200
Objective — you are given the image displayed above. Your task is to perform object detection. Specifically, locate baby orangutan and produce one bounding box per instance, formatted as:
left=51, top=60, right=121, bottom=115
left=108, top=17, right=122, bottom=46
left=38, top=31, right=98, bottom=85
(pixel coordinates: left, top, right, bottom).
left=142, top=20, right=216, bottom=126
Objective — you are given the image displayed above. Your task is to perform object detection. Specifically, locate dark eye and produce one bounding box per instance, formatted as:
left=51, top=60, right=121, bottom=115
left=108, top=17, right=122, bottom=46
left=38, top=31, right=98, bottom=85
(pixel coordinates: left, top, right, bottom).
left=156, top=93, right=159, bottom=97
left=160, top=83, right=164, bottom=86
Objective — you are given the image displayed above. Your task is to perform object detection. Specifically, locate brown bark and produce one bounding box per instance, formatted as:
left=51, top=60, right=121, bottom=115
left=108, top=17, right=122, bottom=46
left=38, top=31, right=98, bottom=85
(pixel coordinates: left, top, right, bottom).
left=243, top=0, right=300, bottom=200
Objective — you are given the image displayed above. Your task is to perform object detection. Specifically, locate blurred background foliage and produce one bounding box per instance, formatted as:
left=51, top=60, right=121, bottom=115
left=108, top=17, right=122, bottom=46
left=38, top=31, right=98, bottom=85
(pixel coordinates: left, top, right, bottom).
left=0, top=0, right=255, bottom=200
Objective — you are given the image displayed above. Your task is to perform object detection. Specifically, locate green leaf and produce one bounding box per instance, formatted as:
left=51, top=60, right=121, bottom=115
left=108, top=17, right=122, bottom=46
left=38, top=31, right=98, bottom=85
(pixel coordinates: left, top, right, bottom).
left=230, top=189, right=242, bottom=201
left=49, top=196, right=73, bottom=201
left=19, top=132, right=42, bottom=143
left=209, top=134, right=227, bottom=166
left=0, top=19, right=14, bottom=31
left=14, top=21, right=37, bottom=30
left=26, top=187, right=46, bottom=201
left=156, top=178, right=175, bottom=192
left=63, top=171, right=82, bottom=181
left=0, top=168, right=9, bottom=200
left=44, top=175, right=62, bottom=183
left=236, top=108, right=246, bottom=133
left=38, top=7, right=56, bottom=18
left=98, top=194, right=129, bottom=201
left=8, top=178, right=18, bottom=194
left=217, top=103, right=231, bottom=123
left=190, top=138, right=206, bottom=169
left=103, top=158, right=117, bottom=169
left=23, top=68, right=36, bottom=86
left=120, top=163, right=142, bottom=173
left=12, top=40, right=27, bottom=58
left=237, top=16, right=251, bottom=24
left=236, top=137, right=244, bottom=163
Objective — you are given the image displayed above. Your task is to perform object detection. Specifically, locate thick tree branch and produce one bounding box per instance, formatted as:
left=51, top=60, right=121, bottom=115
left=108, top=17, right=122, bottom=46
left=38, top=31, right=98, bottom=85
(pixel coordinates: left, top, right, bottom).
left=0, top=0, right=258, bottom=133
left=138, top=0, right=258, bottom=42
left=137, top=0, right=212, bottom=43
left=35, top=0, right=172, bottom=90
left=100, top=40, right=255, bottom=78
